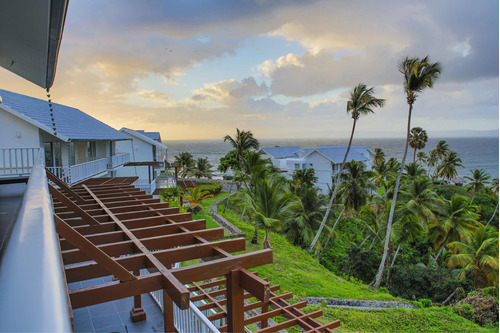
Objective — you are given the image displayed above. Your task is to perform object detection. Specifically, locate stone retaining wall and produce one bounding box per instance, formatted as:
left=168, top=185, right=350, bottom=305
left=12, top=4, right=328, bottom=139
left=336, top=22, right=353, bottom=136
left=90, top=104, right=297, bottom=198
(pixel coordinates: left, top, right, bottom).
left=300, top=297, right=418, bottom=310
left=209, top=194, right=245, bottom=238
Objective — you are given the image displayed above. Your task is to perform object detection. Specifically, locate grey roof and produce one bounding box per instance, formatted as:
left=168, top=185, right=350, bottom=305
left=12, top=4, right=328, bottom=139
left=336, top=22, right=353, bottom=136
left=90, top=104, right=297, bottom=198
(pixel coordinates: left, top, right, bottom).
left=135, top=130, right=161, bottom=142
left=120, top=128, right=168, bottom=150
left=261, top=146, right=301, bottom=159
left=0, top=89, right=130, bottom=142
left=313, top=146, right=370, bottom=163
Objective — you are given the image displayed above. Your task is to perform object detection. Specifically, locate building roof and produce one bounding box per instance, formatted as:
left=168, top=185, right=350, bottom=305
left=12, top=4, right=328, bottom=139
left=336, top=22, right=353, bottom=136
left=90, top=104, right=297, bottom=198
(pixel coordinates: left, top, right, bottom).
left=0, top=0, right=69, bottom=88
left=312, top=146, right=370, bottom=164
left=120, top=128, right=168, bottom=150
left=0, top=89, right=130, bottom=142
left=261, top=146, right=301, bottom=159
left=135, top=130, right=161, bottom=142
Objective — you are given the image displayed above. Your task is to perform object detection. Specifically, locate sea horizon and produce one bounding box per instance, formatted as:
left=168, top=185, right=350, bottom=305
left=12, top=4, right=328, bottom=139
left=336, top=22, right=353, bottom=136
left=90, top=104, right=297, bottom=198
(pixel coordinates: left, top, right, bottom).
left=164, top=136, right=499, bottom=179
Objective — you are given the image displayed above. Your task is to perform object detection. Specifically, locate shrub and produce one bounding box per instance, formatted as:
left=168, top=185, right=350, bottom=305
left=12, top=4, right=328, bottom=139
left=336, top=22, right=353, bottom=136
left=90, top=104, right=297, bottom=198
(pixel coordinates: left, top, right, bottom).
left=434, top=184, right=470, bottom=200
left=473, top=193, right=498, bottom=225
left=199, top=183, right=222, bottom=195
left=418, top=298, right=432, bottom=308
left=454, top=289, right=499, bottom=327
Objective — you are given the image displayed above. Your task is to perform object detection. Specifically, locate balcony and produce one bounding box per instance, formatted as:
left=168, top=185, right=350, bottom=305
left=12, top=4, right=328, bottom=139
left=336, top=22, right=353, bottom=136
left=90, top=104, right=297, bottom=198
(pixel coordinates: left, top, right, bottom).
left=108, top=152, right=130, bottom=169
left=133, top=178, right=157, bottom=195
left=0, top=148, right=40, bottom=179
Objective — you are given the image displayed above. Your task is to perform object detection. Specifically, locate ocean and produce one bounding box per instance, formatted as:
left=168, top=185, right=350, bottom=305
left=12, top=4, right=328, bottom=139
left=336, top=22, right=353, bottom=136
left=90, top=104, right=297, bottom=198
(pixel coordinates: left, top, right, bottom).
left=163, top=137, right=499, bottom=180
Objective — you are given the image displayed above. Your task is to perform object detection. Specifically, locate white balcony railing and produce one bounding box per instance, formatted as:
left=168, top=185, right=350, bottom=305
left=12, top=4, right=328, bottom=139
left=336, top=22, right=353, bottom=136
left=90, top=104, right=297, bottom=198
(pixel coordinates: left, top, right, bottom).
left=69, top=157, right=108, bottom=184
left=133, top=178, right=157, bottom=195
left=108, top=152, right=130, bottom=169
left=0, top=148, right=40, bottom=178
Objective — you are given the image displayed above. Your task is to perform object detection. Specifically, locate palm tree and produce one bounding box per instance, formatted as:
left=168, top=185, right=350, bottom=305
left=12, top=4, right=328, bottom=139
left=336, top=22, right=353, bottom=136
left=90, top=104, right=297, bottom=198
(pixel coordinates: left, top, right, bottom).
left=409, top=127, right=428, bottom=162
left=416, top=151, right=428, bottom=165
left=464, top=169, right=490, bottom=194
left=240, top=173, right=298, bottom=248
left=404, top=162, right=427, bottom=181
left=283, top=186, right=327, bottom=248
left=174, top=152, right=195, bottom=178
left=429, top=195, right=480, bottom=266
left=391, top=211, right=425, bottom=266
left=434, top=140, right=450, bottom=160
left=447, top=226, right=499, bottom=288
left=338, top=161, right=375, bottom=211
left=373, top=148, right=386, bottom=166
left=182, top=187, right=213, bottom=213
left=437, top=151, right=463, bottom=181
left=224, top=128, right=260, bottom=165
left=373, top=56, right=441, bottom=289
left=191, top=157, right=214, bottom=179
left=308, top=83, right=384, bottom=253
left=487, top=177, right=499, bottom=227
left=398, top=177, right=442, bottom=230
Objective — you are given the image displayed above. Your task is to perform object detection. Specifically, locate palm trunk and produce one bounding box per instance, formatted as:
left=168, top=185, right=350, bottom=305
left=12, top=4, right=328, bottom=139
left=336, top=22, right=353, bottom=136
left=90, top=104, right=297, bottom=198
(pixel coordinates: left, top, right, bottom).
left=360, top=234, right=370, bottom=247
left=390, top=244, right=401, bottom=267
left=372, top=103, right=412, bottom=289
left=263, top=230, right=271, bottom=249
left=223, top=183, right=233, bottom=213
left=433, top=243, right=446, bottom=266
left=308, top=118, right=357, bottom=253
left=368, top=236, right=376, bottom=250
left=321, top=207, right=346, bottom=252
left=251, top=227, right=258, bottom=244
left=413, top=148, right=417, bottom=163
left=239, top=207, right=246, bottom=221
left=486, top=202, right=498, bottom=226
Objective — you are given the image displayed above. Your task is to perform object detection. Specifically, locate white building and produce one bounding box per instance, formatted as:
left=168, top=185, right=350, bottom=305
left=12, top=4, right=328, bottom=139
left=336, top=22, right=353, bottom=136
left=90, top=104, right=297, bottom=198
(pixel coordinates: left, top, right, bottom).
left=0, top=88, right=131, bottom=185
left=261, top=145, right=373, bottom=193
left=116, top=128, right=168, bottom=194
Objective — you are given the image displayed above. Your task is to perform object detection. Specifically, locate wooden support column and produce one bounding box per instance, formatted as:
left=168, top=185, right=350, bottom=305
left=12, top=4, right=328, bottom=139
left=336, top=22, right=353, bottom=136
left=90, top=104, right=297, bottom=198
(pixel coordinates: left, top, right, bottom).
left=163, top=289, right=175, bottom=333
left=130, top=270, right=147, bottom=322
left=226, top=269, right=244, bottom=333
left=261, top=303, right=269, bottom=329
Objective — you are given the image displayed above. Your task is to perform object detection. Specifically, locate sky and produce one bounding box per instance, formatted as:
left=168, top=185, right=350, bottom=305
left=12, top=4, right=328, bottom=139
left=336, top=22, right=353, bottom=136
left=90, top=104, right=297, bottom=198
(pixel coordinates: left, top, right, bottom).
left=0, top=0, right=498, bottom=140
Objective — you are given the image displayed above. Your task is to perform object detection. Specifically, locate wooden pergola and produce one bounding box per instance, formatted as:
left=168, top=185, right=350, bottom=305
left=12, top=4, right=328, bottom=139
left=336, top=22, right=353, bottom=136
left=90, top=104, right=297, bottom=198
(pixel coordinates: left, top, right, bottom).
left=46, top=170, right=340, bottom=332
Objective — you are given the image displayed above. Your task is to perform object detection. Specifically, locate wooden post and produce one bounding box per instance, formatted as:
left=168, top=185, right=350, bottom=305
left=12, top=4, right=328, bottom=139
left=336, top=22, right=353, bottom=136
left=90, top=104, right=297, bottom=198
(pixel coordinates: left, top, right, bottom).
left=226, top=269, right=244, bottom=333
left=163, top=289, right=175, bottom=333
left=261, top=303, right=269, bottom=329
left=130, top=270, right=147, bottom=322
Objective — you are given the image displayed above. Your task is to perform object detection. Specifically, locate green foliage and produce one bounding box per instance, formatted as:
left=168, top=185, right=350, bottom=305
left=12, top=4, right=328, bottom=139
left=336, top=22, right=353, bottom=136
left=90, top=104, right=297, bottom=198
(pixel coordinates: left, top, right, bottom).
left=198, top=182, right=222, bottom=195
left=291, top=168, right=318, bottom=192
left=159, top=186, right=181, bottom=203
left=454, top=288, right=499, bottom=327
left=474, top=193, right=498, bottom=224
left=218, top=149, right=239, bottom=173
left=386, top=264, right=474, bottom=303
left=434, top=184, right=470, bottom=200
left=418, top=298, right=433, bottom=308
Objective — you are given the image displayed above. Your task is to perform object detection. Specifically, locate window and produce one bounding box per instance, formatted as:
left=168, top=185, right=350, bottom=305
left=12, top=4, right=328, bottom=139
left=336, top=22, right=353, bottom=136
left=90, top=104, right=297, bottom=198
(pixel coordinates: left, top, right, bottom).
left=294, top=163, right=300, bottom=169
left=87, top=142, right=96, bottom=160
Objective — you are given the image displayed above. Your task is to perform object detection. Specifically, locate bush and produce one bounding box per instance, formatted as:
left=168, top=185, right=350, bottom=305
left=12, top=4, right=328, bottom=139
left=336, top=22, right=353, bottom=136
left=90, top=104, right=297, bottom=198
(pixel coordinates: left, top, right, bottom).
left=454, top=289, right=499, bottom=327
left=418, top=298, right=433, bottom=308
left=474, top=193, right=498, bottom=225
left=386, top=264, right=474, bottom=303
left=199, top=182, right=222, bottom=195
left=434, top=184, right=470, bottom=200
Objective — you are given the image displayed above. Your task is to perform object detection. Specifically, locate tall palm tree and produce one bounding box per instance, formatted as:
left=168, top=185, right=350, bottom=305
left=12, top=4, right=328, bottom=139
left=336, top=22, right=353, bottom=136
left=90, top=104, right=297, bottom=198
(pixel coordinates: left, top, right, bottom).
left=409, top=127, right=428, bottom=162
left=434, top=140, right=450, bottom=160
left=437, top=151, right=463, bottom=181
left=416, top=151, right=428, bottom=165
left=429, top=195, right=480, bottom=266
left=174, top=152, right=195, bottom=178
left=447, top=225, right=499, bottom=288
left=338, top=161, right=375, bottom=211
left=308, top=83, right=384, bottom=253
left=404, top=162, right=427, bottom=181
left=373, top=56, right=441, bottom=289
left=240, top=173, right=298, bottom=248
left=224, top=128, right=260, bottom=165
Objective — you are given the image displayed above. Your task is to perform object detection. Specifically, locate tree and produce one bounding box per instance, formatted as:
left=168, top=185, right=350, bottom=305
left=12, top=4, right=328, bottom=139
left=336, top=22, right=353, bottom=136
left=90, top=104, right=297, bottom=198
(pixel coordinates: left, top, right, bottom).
left=192, top=157, right=214, bottom=179
left=416, top=151, right=428, bottom=165
left=223, top=128, right=259, bottom=165
left=291, top=168, right=318, bottom=194
left=373, top=148, right=386, bottom=166
left=338, top=161, right=375, bottom=211
left=373, top=56, right=441, bottom=289
left=182, top=187, right=213, bottom=213
left=283, top=186, right=327, bottom=248
left=464, top=169, right=490, bottom=195
left=174, top=152, right=195, bottom=178
left=240, top=173, right=298, bottom=248
left=404, top=162, right=427, bottom=181
left=429, top=195, right=481, bottom=266
left=447, top=225, right=499, bottom=288
left=437, top=151, right=463, bottom=181
left=308, top=83, right=384, bottom=253
left=218, top=150, right=239, bottom=173
left=409, top=127, right=428, bottom=162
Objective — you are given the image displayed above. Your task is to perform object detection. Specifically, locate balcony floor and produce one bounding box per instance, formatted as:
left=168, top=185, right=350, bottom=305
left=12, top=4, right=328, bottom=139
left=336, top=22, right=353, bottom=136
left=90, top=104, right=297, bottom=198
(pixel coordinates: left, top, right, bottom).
left=0, top=181, right=27, bottom=252
left=70, top=276, right=165, bottom=333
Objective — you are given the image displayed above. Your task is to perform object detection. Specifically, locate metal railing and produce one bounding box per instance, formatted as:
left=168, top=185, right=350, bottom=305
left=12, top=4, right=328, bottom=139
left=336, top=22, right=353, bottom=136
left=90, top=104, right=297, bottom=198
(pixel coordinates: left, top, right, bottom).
left=0, top=148, right=40, bottom=177
left=147, top=263, right=221, bottom=333
left=0, top=152, right=72, bottom=332
left=108, top=152, right=130, bottom=169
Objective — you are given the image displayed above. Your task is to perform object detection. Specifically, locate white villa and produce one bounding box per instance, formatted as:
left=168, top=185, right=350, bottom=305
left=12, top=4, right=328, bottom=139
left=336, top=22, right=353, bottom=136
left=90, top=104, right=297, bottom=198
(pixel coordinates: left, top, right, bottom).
left=261, top=145, right=373, bottom=193
left=0, top=88, right=131, bottom=185
left=116, top=128, right=168, bottom=194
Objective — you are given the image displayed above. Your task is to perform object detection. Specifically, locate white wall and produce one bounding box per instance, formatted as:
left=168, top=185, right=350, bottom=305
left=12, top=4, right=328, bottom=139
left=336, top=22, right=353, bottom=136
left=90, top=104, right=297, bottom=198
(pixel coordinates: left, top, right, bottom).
left=304, top=151, right=333, bottom=194
left=116, top=137, right=154, bottom=181
left=0, top=108, right=40, bottom=149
